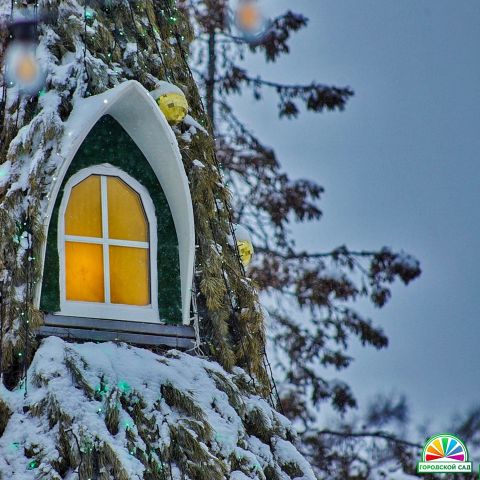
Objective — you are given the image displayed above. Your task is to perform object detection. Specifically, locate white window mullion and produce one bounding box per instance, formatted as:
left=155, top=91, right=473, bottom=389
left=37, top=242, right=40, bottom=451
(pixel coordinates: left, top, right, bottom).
left=101, top=176, right=111, bottom=304
left=64, top=235, right=148, bottom=249
left=108, top=238, right=149, bottom=249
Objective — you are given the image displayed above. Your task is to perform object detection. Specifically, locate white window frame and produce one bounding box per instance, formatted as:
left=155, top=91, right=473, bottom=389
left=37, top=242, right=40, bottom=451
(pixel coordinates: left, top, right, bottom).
left=58, top=164, right=159, bottom=323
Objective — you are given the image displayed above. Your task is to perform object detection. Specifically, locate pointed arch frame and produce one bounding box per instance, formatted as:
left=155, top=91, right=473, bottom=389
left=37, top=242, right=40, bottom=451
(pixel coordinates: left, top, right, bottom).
left=37, top=81, right=195, bottom=325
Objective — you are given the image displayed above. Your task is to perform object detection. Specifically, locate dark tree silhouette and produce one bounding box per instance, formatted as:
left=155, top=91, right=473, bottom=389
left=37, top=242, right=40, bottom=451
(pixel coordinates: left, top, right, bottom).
left=183, top=1, right=429, bottom=477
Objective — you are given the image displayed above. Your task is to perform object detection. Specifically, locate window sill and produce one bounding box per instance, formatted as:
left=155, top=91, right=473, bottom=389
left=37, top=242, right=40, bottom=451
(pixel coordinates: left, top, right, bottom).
left=59, top=301, right=160, bottom=324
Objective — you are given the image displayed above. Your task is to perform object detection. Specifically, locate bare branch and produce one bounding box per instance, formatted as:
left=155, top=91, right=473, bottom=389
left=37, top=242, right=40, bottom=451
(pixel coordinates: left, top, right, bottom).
left=316, top=429, right=422, bottom=449
left=255, top=246, right=380, bottom=260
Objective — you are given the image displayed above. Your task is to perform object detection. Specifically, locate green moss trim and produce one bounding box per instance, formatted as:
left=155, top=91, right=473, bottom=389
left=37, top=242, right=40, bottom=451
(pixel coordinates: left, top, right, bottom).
left=40, top=115, right=182, bottom=324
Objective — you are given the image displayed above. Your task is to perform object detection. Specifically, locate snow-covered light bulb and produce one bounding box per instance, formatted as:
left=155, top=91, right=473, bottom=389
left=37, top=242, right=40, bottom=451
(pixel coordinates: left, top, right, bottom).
left=234, top=225, right=254, bottom=267
left=150, top=81, right=188, bottom=125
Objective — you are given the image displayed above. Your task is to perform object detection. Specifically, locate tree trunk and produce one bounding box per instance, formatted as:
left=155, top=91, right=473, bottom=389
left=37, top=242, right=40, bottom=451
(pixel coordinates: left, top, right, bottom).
left=206, top=28, right=216, bottom=131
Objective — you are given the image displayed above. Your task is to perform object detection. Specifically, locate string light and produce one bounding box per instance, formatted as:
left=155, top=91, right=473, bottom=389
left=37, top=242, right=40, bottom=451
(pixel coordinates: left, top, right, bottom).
left=95, top=383, right=108, bottom=397
left=84, top=7, right=95, bottom=21
left=118, top=380, right=131, bottom=393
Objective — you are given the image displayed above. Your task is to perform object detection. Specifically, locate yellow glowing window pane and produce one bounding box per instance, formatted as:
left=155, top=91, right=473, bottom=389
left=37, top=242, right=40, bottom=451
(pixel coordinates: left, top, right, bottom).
left=65, top=175, right=102, bottom=237
left=65, top=242, right=104, bottom=302
left=109, top=246, right=149, bottom=306
left=107, top=177, right=148, bottom=241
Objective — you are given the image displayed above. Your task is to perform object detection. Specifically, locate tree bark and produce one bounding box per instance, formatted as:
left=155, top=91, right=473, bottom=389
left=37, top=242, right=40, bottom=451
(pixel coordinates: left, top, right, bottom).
left=207, top=28, right=216, bottom=131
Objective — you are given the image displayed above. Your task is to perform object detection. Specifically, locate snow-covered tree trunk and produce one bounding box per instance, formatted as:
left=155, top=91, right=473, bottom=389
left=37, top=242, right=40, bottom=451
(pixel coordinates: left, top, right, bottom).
left=0, top=0, right=318, bottom=478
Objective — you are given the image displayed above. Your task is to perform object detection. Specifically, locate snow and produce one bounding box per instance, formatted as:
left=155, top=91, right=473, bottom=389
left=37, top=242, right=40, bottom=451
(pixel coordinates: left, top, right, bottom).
left=192, top=159, right=205, bottom=169
left=231, top=472, right=252, bottom=480
left=0, top=160, right=12, bottom=189
left=0, top=1, right=10, bottom=16
left=150, top=80, right=185, bottom=98
left=0, top=337, right=315, bottom=479
left=234, top=224, right=252, bottom=243
left=273, top=438, right=317, bottom=479
left=183, top=114, right=208, bottom=135
left=123, top=42, right=138, bottom=60
left=227, top=224, right=253, bottom=247
left=394, top=250, right=420, bottom=271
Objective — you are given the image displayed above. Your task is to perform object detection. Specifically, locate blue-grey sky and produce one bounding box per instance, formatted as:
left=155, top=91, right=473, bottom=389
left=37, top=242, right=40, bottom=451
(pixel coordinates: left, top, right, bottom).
left=233, top=0, right=480, bottom=425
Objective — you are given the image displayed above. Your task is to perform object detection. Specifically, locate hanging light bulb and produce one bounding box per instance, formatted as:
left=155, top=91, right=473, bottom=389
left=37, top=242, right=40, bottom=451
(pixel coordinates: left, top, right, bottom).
left=15, top=52, right=38, bottom=83
left=232, top=0, right=272, bottom=44
left=4, top=16, right=45, bottom=95
left=150, top=81, right=188, bottom=125
left=236, top=0, right=261, bottom=32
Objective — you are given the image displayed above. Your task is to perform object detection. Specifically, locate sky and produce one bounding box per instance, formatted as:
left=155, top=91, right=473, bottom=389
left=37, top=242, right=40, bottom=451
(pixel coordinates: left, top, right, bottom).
left=232, top=0, right=480, bottom=428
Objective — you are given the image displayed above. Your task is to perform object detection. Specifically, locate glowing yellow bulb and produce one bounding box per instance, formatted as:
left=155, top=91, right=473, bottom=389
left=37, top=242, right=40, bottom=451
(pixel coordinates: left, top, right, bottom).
left=156, top=93, right=188, bottom=124
left=15, top=54, right=38, bottom=83
left=237, top=3, right=261, bottom=31
left=237, top=240, right=254, bottom=267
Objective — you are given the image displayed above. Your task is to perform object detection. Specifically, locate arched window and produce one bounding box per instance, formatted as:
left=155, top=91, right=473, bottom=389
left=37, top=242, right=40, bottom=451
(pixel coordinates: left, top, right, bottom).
left=58, top=165, right=158, bottom=322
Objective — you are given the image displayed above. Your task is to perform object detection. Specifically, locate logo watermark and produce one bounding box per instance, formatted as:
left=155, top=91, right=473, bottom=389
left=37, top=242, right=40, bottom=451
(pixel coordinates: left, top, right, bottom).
left=417, top=434, right=472, bottom=474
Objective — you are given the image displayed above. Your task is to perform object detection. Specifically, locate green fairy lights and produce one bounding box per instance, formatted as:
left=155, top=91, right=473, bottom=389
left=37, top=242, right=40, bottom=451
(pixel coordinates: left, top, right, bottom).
left=95, top=379, right=133, bottom=397
left=94, top=376, right=109, bottom=400
left=118, top=380, right=131, bottom=394
left=84, top=7, right=95, bottom=21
